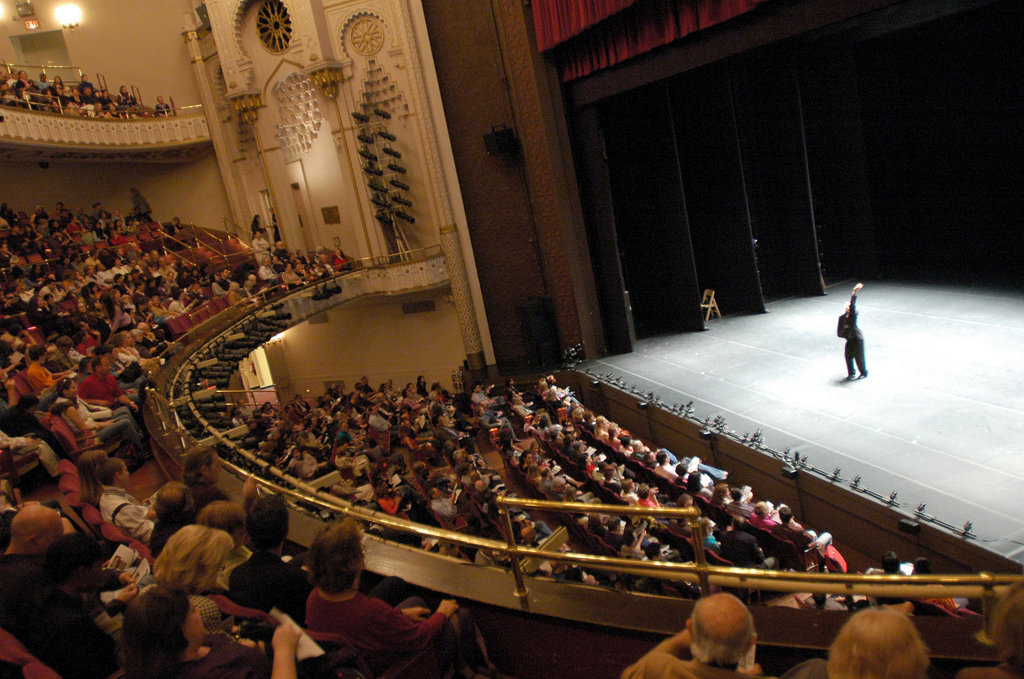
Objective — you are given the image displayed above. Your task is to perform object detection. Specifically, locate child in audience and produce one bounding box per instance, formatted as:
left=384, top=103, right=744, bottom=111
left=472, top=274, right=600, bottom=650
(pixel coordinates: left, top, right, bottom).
left=97, top=456, right=154, bottom=543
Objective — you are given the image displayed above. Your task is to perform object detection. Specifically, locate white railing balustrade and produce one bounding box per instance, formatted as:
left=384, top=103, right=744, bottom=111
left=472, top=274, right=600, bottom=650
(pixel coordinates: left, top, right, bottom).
left=0, top=106, right=210, bottom=148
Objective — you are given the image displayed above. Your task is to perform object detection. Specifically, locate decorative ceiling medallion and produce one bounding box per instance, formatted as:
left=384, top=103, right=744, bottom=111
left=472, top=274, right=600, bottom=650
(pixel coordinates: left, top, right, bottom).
left=348, top=16, right=384, bottom=57
left=257, top=0, right=292, bottom=54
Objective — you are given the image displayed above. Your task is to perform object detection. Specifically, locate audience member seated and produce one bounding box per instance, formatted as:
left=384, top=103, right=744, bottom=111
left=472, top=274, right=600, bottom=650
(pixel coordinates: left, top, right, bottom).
left=720, top=516, right=774, bottom=570
left=123, top=584, right=302, bottom=679
left=621, top=592, right=761, bottom=679
left=183, top=448, right=230, bottom=513
left=78, top=353, right=140, bottom=417
left=305, top=519, right=498, bottom=678
left=228, top=494, right=311, bottom=624
left=0, top=418, right=60, bottom=479
left=97, top=455, right=154, bottom=543
left=771, top=504, right=817, bottom=551
left=0, top=504, right=65, bottom=637
left=196, top=500, right=251, bottom=589
left=781, top=607, right=929, bottom=679
left=149, top=481, right=195, bottom=557
left=21, top=533, right=135, bottom=679
left=152, top=524, right=234, bottom=634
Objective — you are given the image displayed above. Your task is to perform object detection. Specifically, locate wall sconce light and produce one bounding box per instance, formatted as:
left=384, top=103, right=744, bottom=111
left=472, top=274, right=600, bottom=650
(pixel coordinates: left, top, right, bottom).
left=780, top=465, right=798, bottom=480
left=54, top=3, right=82, bottom=29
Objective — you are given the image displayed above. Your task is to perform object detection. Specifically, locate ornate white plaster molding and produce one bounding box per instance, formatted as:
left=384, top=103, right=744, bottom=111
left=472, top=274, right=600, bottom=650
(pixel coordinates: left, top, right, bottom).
left=275, top=251, right=449, bottom=322
left=0, top=107, right=212, bottom=161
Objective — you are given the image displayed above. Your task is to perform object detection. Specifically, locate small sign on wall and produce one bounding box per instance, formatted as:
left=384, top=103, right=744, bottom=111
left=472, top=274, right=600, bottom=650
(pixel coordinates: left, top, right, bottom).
left=321, top=205, right=340, bottom=224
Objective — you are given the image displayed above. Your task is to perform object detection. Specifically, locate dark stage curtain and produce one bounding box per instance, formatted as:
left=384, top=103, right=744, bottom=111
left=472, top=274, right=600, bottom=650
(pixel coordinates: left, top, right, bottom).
left=534, top=0, right=769, bottom=81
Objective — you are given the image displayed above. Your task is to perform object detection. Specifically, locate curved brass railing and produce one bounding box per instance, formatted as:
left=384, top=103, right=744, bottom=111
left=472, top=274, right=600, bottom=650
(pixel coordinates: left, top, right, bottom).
left=144, top=246, right=1024, bottom=640
left=147, top=384, right=1022, bottom=640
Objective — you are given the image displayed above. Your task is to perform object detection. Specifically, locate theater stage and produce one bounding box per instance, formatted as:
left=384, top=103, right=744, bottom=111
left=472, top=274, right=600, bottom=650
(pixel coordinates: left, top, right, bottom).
left=581, top=280, right=1024, bottom=566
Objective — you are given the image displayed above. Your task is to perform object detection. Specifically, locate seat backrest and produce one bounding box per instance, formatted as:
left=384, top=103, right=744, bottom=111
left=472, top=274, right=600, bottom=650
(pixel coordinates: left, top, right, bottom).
left=57, top=459, right=77, bottom=477
left=81, top=503, right=104, bottom=528
left=702, top=289, right=715, bottom=303
left=58, top=473, right=83, bottom=507
left=207, top=594, right=275, bottom=623
left=12, top=372, right=34, bottom=398
left=99, top=520, right=132, bottom=546
left=46, top=416, right=79, bottom=457
left=0, top=624, right=61, bottom=679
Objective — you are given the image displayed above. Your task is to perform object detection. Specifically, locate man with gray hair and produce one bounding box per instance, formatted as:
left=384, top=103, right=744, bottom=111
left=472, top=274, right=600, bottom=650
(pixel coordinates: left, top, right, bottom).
left=781, top=607, right=928, bottom=679
left=622, top=592, right=766, bottom=678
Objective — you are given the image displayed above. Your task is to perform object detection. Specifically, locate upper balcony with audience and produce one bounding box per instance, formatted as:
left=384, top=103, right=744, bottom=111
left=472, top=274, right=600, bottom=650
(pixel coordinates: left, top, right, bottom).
left=0, top=63, right=209, bottom=161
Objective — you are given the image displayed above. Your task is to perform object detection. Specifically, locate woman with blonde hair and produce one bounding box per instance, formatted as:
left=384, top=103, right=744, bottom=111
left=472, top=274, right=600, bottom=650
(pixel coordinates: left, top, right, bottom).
left=196, top=500, right=251, bottom=589
left=958, top=581, right=1024, bottom=679
left=153, top=524, right=234, bottom=634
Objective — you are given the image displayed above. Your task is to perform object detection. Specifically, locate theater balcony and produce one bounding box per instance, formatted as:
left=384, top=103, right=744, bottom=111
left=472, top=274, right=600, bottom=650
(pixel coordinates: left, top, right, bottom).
left=137, top=250, right=1021, bottom=678
left=0, top=106, right=211, bottom=162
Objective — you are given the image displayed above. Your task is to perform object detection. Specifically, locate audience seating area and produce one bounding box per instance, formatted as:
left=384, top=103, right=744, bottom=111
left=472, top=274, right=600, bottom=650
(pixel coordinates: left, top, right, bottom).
left=0, top=193, right=1010, bottom=679
left=1, top=66, right=174, bottom=118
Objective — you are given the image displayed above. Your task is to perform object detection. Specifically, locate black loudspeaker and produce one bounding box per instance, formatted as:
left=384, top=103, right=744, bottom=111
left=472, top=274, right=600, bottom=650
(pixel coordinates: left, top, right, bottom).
left=897, top=518, right=922, bottom=535
left=483, top=126, right=518, bottom=156
left=194, top=2, right=212, bottom=30
left=517, top=297, right=559, bottom=367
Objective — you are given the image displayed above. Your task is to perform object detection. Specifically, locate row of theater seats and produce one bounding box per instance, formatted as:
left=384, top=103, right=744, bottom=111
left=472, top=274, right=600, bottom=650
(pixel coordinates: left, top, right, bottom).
left=497, top=399, right=833, bottom=578
left=163, top=293, right=233, bottom=339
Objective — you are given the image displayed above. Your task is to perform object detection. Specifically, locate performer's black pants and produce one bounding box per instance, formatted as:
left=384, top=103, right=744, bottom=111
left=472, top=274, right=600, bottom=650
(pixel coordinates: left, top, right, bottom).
left=845, top=339, right=866, bottom=376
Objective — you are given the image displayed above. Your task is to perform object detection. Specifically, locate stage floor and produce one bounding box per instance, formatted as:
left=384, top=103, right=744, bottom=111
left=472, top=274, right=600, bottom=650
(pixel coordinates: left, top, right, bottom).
left=582, top=280, right=1024, bottom=566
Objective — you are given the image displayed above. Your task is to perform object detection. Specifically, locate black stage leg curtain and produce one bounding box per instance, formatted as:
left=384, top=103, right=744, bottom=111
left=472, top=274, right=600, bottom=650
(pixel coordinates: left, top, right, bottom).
left=572, top=107, right=636, bottom=354
left=669, top=62, right=765, bottom=317
left=599, top=82, right=703, bottom=339
left=727, top=50, right=824, bottom=299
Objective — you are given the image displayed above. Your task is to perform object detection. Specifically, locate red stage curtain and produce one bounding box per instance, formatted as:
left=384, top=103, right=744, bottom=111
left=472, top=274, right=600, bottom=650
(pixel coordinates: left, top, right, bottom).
left=531, top=0, right=642, bottom=53
left=532, top=0, right=770, bottom=81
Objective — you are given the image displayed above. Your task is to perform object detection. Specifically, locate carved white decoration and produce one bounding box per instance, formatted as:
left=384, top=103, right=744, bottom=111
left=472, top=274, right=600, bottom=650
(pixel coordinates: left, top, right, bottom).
left=272, top=73, right=324, bottom=162
left=0, top=107, right=211, bottom=149
left=258, top=251, right=449, bottom=326
left=205, top=0, right=336, bottom=98
left=356, top=57, right=408, bottom=119
left=337, top=7, right=395, bottom=62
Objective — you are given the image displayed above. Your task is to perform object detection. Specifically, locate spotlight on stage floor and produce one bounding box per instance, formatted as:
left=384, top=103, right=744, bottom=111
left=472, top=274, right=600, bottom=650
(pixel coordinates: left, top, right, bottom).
left=898, top=518, right=922, bottom=535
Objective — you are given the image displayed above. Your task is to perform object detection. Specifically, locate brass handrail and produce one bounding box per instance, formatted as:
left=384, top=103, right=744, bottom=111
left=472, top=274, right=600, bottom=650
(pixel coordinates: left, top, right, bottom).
left=157, top=242, right=448, bottom=354
left=223, top=216, right=245, bottom=238
left=146, top=305, right=1024, bottom=639
left=184, top=222, right=231, bottom=252
left=147, top=252, right=1022, bottom=637
left=0, top=103, right=205, bottom=120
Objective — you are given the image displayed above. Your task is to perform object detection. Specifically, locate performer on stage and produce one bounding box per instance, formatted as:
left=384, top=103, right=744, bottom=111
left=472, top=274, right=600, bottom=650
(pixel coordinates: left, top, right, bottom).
left=840, top=282, right=867, bottom=380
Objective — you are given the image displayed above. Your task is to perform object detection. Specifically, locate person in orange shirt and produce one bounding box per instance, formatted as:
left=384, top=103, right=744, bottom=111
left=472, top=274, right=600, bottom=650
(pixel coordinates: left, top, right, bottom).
left=23, top=344, right=73, bottom=410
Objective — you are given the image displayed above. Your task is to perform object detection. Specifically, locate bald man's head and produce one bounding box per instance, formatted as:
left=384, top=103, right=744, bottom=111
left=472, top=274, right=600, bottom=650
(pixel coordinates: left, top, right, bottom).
left=687, top=593, right=756, bottom=666
left=6, top=504, right=64, bottom=555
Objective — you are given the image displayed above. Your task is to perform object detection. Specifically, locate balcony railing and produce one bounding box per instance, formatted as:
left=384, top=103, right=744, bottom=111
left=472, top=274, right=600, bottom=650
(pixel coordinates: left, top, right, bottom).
left=143, top=263, right=1024, bottom=642
left=0, top=105, right=210, bottom=159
